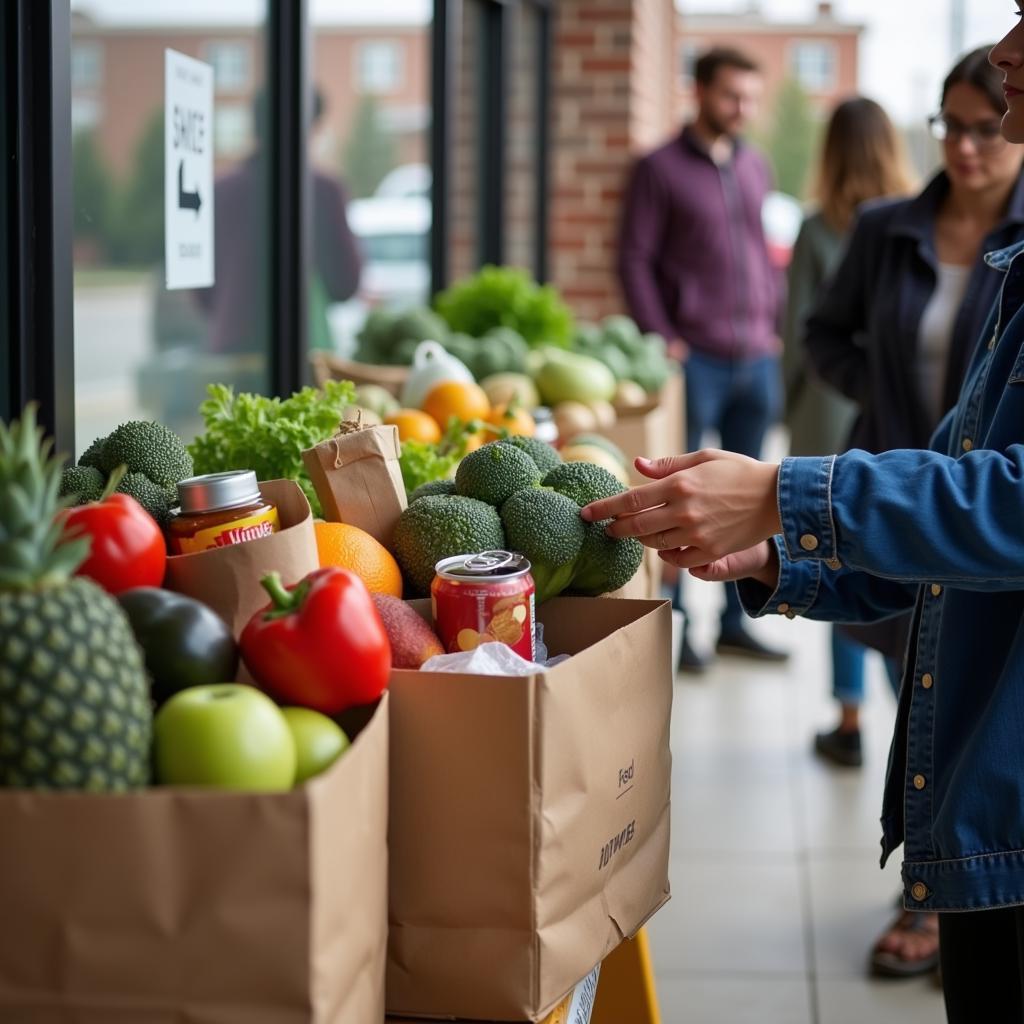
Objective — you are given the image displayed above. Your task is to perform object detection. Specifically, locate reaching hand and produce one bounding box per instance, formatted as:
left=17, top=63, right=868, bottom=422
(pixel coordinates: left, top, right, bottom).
left=581, top=450, right=783, bottom=568
left=680, top=541, right=778, bottom=586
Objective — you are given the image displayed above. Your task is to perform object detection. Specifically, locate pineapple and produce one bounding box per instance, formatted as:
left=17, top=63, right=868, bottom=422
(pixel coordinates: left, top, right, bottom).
left=0, top=406, right=152, bottom=790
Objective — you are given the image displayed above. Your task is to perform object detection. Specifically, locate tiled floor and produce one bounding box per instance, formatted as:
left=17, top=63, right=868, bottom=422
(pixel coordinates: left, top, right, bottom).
left=648, top=584, right=946, bottom=1024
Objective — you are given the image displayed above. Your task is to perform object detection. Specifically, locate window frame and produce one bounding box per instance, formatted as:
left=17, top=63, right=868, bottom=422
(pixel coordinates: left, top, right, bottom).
left=356, top=39, right=404, bottom=95
left=788, top=38, right=838, bottom=94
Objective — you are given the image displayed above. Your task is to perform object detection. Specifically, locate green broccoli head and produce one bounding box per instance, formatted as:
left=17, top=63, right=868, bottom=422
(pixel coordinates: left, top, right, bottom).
left=99, top=421, right=193, bottom=489
left=116, top=472, right=176, bottom=525
left=570, top=520, right=644, bottom=596
left=392, top=494, right=506, bottom=595
left=500, top=436, right=562, bottom=476
left=500, top=488, right=587, bottom=604
left=59, top=465, right=105, bottom=505
left=77, top=436, right=107, bottom=470
left=543, top=461, right=626, bottom=508
left=394, top=307, right=450, bottom=346
left=408, top=478, right=457, bottom=503
left=455, top=441, right=542, bottom=507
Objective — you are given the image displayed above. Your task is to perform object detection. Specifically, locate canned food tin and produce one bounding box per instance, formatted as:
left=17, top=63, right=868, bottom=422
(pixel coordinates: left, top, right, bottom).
left=431, top=550, right=536, bottom=661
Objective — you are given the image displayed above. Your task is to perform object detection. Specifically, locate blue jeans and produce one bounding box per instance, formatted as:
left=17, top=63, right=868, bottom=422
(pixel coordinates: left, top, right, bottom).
left=831, top=627, right=902, bottom=705
left=676, top=351, right=782, bottom=631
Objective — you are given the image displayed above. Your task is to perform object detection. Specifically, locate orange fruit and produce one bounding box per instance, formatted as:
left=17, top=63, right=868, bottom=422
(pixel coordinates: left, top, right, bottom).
left=385, top=408, right=442, bottom=444
left=314, top=521, right=403, bottom=598
left=422, top=380, right=491, bottom=429
left=484, top=403, right=536, bottom=438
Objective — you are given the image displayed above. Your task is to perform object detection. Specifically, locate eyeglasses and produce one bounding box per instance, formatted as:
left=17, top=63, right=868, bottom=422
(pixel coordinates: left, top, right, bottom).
left=928, top=113, right=1006, bottom=152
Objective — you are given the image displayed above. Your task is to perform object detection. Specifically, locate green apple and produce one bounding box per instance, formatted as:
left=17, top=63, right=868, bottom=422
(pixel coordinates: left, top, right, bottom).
left=282, top=707, right=350, bottom=784
left=154, top=684, right=296, bottom=791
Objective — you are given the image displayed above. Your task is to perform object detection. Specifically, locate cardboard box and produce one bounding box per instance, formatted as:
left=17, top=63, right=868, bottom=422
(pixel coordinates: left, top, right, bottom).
left=312, top=352, right=410, bottom=399
left=0, top=696, right=390, bottom=1024
left=386, top=598, right=673, bottom=1022
left=597, top=372, right=685, bottom=486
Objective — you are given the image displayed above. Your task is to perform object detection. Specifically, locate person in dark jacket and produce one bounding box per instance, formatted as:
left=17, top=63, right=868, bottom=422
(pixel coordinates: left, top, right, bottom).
left=618, top=46, right=786, bottom=671
left=801, top=48, right=1024, bottom=978
left=581, top=14, right=1024, bottom=1015
left=196, top=88, right=361, bottom=355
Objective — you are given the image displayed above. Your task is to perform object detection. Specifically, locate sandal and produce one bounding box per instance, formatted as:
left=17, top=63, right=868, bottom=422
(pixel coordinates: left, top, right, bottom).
left=869, top=910, right=940, bottom=977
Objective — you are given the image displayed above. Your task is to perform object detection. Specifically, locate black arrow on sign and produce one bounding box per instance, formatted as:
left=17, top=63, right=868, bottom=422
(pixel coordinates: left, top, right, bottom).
left=177, top=160, right=201, bottom=215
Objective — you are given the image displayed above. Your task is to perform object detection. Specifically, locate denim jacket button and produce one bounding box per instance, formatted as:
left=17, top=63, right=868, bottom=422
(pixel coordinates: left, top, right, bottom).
left=921, top=673, right=934, bottom=689
left=910, top=882, right=929, bottom=902
left=799, top=534, right=819, bottom=551
left=826, top=557, right=841, bottom=570
left=962, top=438, right=974, bottom=452
left=930, top=584, right=943, bottom=597
left=777, top=603, right=790, bottom=615
left=913, top=774, right=927, bottom=790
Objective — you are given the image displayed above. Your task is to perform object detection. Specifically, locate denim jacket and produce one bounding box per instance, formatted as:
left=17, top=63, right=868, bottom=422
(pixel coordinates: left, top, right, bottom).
left=740, top=238, right=1024, bottom=912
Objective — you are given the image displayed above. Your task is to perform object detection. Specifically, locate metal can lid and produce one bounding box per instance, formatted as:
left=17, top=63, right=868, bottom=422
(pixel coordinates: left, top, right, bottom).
left=176, top=471, right=262, bottom=514
left=436, top=550, right=532, bottom=579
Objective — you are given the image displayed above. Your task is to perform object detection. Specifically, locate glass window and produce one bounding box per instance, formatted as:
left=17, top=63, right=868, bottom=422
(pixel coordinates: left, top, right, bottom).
left=310, top=0, right=432, bottom=357
left=789, top=40, right=837, bottom=93
left=357, top=41, right=403, bottom=95
left=505, top=3, right=540, bottom=275
left=70, top=1, right=271, bottom=449
left=679, top=40, right=703, bottom=86
left=72, top=42, right=103, bottom=91
left=214, top=105, right=252, bottom=156
left=205, top=40, right=252, bottom=94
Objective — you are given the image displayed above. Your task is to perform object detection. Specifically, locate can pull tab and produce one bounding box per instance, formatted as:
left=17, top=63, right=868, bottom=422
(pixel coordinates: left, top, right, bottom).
left=462, top=550, right=516, bottom=574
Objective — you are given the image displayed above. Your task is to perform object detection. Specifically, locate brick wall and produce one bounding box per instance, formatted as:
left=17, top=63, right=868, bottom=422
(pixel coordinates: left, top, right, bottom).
left=550, top=0, right=679, bottom=323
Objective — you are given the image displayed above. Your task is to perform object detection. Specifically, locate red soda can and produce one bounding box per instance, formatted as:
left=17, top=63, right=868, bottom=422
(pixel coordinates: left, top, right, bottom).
left=431, top=550, right=536, bottom=661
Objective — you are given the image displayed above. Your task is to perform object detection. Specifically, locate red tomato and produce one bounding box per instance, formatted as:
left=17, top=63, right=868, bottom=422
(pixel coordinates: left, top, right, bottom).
left=63, top=493, right=167, bottom=594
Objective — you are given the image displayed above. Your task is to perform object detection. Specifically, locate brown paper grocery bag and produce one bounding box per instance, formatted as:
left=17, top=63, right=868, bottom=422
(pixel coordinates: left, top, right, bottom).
left=163, top=478, right=318, bottom=638
left=302, top=422, right=407, bottom=545
left=386, top=598, right=672, bottom=1022
left=0, top=694, right=389, bottom=1024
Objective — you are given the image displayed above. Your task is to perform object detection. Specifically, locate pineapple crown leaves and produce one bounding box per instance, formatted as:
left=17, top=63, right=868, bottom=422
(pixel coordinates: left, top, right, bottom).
left=0, top=404, right=91, bottom=589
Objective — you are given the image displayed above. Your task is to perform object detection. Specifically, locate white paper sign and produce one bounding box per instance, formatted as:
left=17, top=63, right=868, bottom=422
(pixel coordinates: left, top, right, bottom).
left=165, top=49, right=214, bottom=290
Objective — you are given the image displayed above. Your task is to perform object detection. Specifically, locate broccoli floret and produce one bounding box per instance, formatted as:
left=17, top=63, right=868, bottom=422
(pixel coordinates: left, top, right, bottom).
left=500, top=489, right=586, bottom=603
left=392, top=494, right=506, bottom=595
left=543, top=461, right=626, bottom=508
left=455, top=441, right=541, bottom=507
left=116, top=472, right=175, bottom=525
left=59, top=465, right=105, bottom=505
left=78, top=436, right=107, bottom=470
left=570, top=521, right=644, bottom=596
left=99, top=421, right=193, bottom=489
left=408, top=478, right=457, bottom=503
left=500, top=436, right=562, bottom=475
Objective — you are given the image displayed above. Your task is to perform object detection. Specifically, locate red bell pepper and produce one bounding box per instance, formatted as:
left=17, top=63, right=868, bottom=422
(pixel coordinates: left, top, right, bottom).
left=62, top=467, right=167, bottom=594
left=240, top=568, right=391, bottom=715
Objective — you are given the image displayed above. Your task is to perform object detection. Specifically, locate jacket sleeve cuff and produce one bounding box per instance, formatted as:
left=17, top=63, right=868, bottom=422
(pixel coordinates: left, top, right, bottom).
left=737, top=536, right=823, bottom=619
left=777, top=456, right=841, bottom=566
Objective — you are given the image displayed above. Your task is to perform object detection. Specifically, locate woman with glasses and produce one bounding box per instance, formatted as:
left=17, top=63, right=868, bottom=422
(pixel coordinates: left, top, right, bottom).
left=582, top=15, right=1024, bottom=1017
left=799, top=48, right=1024, bottom=978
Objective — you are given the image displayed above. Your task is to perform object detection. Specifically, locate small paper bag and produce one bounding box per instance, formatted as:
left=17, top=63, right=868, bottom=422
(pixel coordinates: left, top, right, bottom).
left=303, top=420, right=408, bottom=545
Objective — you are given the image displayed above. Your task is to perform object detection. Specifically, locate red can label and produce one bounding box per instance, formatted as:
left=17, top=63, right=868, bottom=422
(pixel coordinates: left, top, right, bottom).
left=431, top=551, right=536, bottom=662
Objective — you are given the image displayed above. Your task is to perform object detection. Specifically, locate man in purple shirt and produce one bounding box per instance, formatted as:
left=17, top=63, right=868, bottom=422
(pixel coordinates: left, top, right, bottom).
left=619, top=47, right=787, bottom=670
